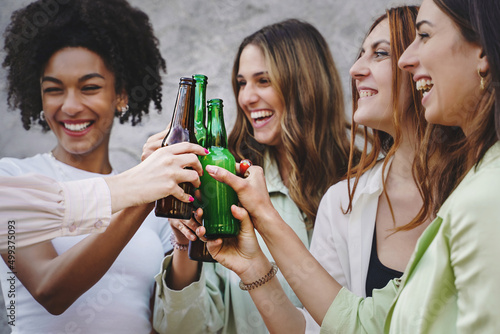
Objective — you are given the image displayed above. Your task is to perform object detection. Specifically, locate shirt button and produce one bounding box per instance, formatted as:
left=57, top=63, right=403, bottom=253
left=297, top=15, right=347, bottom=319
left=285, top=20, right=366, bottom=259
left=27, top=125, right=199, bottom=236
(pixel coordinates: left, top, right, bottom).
left=94, top=220, right=103, bottom=228
left=69, top=224, right=76, bottom=232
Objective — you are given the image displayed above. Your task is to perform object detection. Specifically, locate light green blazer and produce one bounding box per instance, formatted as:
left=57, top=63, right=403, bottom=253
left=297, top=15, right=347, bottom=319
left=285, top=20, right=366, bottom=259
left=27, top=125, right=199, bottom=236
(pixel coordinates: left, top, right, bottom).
left=321, top=141, right=500, bottom=334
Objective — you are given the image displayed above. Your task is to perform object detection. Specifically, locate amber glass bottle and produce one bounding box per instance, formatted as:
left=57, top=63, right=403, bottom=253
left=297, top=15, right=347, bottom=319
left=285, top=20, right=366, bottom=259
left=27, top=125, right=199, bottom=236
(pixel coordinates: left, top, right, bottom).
left=200, top=99, right=239, bottom=238
left=155, top=77, right=198, bottom=219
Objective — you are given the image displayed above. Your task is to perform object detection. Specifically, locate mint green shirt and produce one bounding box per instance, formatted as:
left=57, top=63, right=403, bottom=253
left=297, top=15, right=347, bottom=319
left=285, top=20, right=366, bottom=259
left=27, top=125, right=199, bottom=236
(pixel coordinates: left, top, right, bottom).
left=321, top=141, right=500, bottom=333
left=153, top=150, right=310, bottom=334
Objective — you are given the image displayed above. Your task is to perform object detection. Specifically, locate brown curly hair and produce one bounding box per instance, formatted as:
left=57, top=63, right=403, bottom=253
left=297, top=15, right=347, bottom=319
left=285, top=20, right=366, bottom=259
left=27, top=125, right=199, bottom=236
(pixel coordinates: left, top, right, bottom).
left=3, top=0, right=166, bottom=131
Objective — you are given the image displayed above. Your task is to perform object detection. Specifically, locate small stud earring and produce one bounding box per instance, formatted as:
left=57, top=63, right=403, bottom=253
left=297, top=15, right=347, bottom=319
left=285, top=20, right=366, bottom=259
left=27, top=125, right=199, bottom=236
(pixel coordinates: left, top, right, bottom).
left=478, top=68, right=486, bottom=90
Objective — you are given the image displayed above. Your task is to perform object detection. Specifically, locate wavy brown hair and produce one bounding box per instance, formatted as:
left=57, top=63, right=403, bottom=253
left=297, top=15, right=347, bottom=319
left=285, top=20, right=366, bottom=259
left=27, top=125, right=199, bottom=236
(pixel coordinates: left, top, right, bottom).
left=345, top=6, right=427, bottom=232
left=3, top=0, right=166, bottom=131
left=228, top=19, right=353, bottom=226
left=412, top=0, right=497, bottom=224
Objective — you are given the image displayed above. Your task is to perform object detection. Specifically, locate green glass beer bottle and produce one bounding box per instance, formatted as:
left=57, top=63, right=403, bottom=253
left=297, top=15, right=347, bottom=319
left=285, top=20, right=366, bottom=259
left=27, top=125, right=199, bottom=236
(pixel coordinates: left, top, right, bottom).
left=188, top=74, right=216, bottom=262
left=155, top=77, right=198, bottom=219
left=200, top=99, right=239, bottom=238
left=193, top=74, right=208, bottom=148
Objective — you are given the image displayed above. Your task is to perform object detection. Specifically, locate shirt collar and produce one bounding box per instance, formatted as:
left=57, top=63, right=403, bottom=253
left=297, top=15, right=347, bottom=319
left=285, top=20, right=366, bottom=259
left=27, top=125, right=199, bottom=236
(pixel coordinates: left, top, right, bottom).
left=351, top=156, right=394, bottom=204
left=263, top=149, right=289, bottom=195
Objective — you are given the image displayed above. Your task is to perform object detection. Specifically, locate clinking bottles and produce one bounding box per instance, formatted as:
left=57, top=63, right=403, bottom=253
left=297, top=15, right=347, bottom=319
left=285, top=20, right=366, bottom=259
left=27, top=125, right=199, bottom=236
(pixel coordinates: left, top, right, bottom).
left=199, top=99, right=239, bottom=238
left=155, top=77, right=198, bottom=219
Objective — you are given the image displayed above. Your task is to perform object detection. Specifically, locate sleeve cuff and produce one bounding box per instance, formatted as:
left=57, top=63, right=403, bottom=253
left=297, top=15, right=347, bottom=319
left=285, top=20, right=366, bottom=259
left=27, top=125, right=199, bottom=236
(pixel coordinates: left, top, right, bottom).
left=59, top=177, right=112, bottom=235
left=154, top=254, right=205, bottom=311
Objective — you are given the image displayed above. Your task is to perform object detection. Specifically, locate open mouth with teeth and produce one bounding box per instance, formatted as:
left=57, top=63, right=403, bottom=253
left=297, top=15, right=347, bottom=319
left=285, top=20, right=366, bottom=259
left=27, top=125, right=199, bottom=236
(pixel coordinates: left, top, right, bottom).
left=359, top=90, right=378, bottom=98
left=251, top=110, right=274, bottom=125
left=62, top=121, right=93, bottom=132
left=416, top=79, right=434, bottom=97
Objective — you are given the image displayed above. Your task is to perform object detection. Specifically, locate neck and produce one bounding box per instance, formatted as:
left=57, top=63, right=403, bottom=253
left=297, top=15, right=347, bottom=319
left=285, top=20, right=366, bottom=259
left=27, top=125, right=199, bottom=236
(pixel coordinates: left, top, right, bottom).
left=387, top=128, right=417, bottom=182
left=51, top=145, right=112, bottom=175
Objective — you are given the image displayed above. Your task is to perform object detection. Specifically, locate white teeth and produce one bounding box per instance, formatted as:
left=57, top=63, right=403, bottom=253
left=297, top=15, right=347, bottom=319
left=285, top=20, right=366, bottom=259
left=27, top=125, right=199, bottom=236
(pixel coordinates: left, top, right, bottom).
left=251, top=111, right=273, bottom=119
left=63, top=122, right=91, bottom=132
left=359, top=90, right=377, bottom=98
left=416, top=79, right=434, bottom=92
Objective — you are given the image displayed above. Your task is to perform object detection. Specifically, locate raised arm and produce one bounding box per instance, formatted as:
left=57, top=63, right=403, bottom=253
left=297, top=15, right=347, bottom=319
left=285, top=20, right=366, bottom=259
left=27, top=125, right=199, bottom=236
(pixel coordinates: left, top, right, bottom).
left=1, top=142, right=206, bottom=314
left=204, top=165, right=342, bottom=326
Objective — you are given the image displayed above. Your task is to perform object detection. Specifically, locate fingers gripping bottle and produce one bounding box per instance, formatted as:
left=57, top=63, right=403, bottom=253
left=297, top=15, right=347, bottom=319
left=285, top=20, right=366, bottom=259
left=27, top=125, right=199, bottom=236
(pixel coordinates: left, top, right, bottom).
left=200, top=99, right=239, bottom=238
left=155, top=77, right=198, bottom=219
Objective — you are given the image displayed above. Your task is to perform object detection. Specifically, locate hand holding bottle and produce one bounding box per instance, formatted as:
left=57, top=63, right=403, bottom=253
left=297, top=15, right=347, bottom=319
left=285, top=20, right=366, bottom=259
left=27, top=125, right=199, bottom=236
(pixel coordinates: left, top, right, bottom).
left=141, top=124, right=170, bottom=161
left=169, top=208, right=203, bottom=248
left=106, top=143, right=206, bottom=210
left=199, top=205, right=270, bottom=282
left=204, top=164, right=277, bottom=233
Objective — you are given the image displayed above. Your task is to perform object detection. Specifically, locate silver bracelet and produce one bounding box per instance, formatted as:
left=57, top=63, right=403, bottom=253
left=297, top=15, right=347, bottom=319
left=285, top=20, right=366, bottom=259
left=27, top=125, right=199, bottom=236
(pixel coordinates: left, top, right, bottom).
left=170, top=234, right=188, bottom=251
left=239, top=262, right=278, bottom=291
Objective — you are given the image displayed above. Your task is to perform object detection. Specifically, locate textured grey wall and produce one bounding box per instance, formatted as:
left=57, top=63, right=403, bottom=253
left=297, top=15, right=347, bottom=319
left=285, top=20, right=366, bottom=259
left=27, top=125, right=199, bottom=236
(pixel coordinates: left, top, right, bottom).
left=0, top=0, right=416, bottom=333
left=0, top=0, right=417, bottom=170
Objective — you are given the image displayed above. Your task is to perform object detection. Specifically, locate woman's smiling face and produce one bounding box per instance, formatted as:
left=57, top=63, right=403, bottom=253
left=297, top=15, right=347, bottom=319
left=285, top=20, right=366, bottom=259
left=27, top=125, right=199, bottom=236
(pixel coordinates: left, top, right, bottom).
left=350, top=19, right=397, bottom=135
left=398, top=0, right=486, bottom=132
left=236, top=44, right=285, bottom=147
left=41, top=47, right=125, bottom=157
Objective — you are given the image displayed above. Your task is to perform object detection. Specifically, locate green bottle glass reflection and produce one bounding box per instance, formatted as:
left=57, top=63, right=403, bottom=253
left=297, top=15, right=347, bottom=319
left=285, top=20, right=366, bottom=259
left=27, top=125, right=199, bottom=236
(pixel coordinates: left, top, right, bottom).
left=193, top=74, right=207, bottom=148
left=200, top=99, right=239, bottom=238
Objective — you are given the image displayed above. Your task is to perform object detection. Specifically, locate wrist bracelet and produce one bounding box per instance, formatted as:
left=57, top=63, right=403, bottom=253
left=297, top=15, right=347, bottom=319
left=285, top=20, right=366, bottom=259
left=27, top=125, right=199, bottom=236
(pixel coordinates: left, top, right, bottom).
left=239, top=262, right=278, bottom=291
left=170, top=234, right=188, bottom=251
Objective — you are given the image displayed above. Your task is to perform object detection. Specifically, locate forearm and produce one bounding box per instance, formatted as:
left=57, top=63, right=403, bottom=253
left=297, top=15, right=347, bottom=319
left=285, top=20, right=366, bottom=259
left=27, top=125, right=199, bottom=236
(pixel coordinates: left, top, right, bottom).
left=257, top=209, right=342, bottom=325
left=16, top=203, right=153, bottom=314
left=240, top=258, right=306, bottom=334
left=165, top=248, right=200, bottom=290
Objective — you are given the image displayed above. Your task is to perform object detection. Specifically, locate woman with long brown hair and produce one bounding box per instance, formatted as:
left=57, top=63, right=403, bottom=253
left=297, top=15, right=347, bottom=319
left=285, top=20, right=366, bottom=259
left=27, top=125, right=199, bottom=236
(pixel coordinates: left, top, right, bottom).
left=149, top=19, right=353, bottom=334
left=199, top=6, right=431, bottom=333
left=204, top=0, right=500, bottom=332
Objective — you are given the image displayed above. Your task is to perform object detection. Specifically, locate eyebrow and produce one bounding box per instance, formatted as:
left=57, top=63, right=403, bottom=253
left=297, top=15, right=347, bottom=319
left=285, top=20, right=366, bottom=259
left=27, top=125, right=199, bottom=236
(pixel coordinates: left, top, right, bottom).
left=41, top=73, right=105, bottom=84
left=416, top=20, right=433, bottom=30
left=360, top=39, right=390, bottom=54
left=237, top=71, right=268, bottom=79
left=371, top=39, right=390, bottom=49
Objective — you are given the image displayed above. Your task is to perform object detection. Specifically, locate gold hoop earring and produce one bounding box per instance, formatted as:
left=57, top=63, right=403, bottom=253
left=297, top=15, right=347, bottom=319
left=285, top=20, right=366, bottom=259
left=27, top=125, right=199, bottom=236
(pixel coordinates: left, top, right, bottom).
left=478, top=68, right=486, bottom=90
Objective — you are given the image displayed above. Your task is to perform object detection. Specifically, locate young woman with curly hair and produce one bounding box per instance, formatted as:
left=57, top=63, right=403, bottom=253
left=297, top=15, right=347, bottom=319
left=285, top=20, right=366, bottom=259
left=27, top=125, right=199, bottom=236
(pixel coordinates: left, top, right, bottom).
left=146, top=19, right=354, bottom=334
left=0, top=0, right=205, bottom=332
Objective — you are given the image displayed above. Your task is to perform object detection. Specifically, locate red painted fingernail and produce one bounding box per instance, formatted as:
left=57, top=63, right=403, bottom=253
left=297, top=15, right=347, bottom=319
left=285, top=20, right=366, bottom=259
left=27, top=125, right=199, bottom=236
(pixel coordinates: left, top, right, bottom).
left=189, top=196, right=194, bottom=202
left=205, top=149, right=209, bottom=154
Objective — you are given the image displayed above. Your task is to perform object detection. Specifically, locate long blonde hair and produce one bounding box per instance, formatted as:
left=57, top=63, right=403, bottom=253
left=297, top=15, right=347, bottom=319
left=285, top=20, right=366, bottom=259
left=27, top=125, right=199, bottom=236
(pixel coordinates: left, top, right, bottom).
left=228, top=19, right=353, bottom=226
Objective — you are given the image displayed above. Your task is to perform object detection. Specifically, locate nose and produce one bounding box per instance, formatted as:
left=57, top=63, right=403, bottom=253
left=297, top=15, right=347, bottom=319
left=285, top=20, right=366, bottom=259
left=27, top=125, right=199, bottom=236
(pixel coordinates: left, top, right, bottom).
left=61, top=90, right=83, bottom=116
left=349, top=55, right=370, bottom=79
left=398, top=40, right=418, bottom=73
left=238, top=83, right=259, bottom=107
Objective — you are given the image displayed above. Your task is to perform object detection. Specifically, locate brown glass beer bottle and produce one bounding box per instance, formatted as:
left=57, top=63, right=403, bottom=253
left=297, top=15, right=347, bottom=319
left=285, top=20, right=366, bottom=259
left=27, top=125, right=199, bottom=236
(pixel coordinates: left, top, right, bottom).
left=155, top=77, right=198, bottom=219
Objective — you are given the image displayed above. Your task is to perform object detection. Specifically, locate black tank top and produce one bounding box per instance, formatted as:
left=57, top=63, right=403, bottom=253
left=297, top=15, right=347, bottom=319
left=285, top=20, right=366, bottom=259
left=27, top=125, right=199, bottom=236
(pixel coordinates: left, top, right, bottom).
left=365, top=228, right=403, bottom=297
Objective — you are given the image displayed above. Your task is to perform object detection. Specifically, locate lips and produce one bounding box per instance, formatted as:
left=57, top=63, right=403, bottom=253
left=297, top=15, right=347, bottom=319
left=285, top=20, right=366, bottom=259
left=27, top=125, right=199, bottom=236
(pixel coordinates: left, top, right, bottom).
left=60, top=121, right=94, bottom=136
left=250, top=110, right=274, bottom=126
left=359, top=89, right=378, bottom=98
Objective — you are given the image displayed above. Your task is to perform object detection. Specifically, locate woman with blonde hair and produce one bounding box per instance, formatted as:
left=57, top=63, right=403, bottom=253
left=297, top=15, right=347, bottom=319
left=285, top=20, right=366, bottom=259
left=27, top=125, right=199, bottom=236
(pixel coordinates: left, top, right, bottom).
left=149, top=19, right=353, bottom=334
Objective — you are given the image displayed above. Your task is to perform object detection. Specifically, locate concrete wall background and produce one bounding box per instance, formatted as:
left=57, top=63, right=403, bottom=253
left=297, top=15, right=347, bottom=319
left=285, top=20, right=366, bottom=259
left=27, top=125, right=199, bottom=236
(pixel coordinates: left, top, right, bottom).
left=0, top=0, right=416, bottom=332
left=0, top=0, right=417, bottom=170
